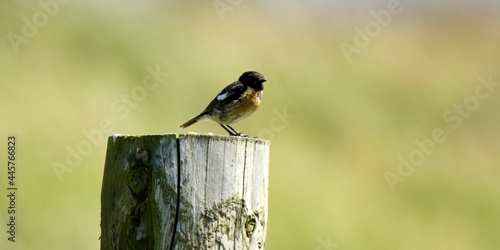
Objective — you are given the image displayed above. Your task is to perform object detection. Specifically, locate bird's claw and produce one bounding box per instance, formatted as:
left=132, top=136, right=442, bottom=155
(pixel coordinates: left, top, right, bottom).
left=231, top=132, right=248, bottom=137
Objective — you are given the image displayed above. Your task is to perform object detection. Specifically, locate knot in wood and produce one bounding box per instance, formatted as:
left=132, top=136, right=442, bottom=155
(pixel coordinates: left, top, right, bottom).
left=128, top=168, right=149, bottom=198
left=128, top=147, right=150, bottom=199
left=245, top=215, right=257, bottom=238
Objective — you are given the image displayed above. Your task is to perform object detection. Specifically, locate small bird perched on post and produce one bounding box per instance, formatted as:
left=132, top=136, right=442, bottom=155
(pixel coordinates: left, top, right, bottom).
left=180, top=71, right=267, bottom=136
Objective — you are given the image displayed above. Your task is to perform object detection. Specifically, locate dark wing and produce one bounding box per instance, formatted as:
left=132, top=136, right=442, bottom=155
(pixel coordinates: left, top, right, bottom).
left=201, top=81, right=246, bottom=114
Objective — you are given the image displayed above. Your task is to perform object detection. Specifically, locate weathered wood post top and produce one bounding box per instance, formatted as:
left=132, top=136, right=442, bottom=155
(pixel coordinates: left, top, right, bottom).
left=101, top=133, right=270, bottom=250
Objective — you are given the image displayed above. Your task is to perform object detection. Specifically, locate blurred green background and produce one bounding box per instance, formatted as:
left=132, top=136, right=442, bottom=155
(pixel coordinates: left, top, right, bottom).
left=1, top=0, right=500, bottom=249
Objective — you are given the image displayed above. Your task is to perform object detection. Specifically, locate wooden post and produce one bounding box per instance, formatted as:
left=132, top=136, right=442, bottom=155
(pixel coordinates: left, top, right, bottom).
left=100, top=134, right=270, bottom=250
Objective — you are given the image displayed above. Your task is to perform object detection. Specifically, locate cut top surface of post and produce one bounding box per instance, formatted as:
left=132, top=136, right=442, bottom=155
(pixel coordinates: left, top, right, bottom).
left=109, top=133, right=270, bottom=143
left=101, top=133, right=270, bottom=250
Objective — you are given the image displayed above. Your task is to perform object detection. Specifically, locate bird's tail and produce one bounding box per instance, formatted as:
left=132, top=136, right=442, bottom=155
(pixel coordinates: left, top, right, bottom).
left=180, top=114, right=203, bottom=128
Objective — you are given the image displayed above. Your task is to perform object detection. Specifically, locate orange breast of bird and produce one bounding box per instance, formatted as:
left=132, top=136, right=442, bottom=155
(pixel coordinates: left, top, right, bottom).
left=220, top=89, right=262, bottom=124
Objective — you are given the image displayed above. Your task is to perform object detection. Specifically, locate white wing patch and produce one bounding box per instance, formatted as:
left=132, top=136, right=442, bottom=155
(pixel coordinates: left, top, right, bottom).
left=217, top=92, right=228, bottom=101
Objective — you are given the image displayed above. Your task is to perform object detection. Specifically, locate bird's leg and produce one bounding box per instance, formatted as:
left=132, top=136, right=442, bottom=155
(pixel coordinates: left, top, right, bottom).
left=226, top=125, right=247, bottom=137
left=220, top=124, right=237, bottom=136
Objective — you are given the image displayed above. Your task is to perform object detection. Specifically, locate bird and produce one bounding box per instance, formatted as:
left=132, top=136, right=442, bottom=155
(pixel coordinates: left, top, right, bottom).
left=180, top=71, right=267, bottom=136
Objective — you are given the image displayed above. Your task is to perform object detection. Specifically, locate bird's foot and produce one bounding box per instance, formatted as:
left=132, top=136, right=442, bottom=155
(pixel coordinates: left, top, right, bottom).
left=230, top=132, right=248, bottom=137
